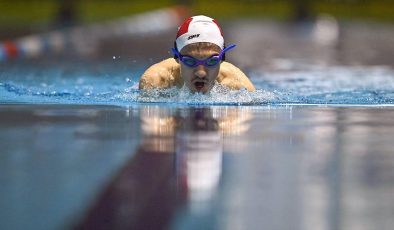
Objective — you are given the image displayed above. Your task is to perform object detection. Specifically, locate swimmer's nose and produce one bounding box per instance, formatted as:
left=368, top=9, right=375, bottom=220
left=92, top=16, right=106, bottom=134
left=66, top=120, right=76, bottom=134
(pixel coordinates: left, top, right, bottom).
left=194, top=65, right=207, bottom=78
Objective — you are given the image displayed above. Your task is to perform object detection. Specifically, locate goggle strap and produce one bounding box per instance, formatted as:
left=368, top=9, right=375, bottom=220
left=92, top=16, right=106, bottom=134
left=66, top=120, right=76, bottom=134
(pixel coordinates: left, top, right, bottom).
left=222, top=44, right=237, bottom=53
left=171, top=48, right=180, bottom=58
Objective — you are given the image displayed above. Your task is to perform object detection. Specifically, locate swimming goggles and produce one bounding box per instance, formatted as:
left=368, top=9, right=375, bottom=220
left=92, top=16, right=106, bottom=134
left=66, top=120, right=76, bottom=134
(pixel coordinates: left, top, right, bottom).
left=171, top=44, right=236, bottom=68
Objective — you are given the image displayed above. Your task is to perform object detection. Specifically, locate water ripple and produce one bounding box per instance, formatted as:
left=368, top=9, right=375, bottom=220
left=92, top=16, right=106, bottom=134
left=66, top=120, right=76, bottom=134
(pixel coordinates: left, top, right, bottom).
left=1, top=64, right=393, bottom=106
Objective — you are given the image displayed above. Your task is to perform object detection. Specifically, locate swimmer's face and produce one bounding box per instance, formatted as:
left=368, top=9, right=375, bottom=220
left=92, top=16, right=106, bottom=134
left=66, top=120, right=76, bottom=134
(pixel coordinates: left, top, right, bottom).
left=179, top=43, right=221, bottom=94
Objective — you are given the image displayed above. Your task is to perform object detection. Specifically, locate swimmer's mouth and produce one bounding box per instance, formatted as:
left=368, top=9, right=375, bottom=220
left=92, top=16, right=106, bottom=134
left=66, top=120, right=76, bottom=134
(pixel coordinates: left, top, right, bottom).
left=194, top=81, right=206, bottom=91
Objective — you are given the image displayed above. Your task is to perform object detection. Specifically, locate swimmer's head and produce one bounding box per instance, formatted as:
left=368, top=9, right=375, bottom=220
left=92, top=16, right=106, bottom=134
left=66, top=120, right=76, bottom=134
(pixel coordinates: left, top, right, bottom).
left=173, top=16, right=235, bottom=94
left=175, top=15, right=224, bottom=53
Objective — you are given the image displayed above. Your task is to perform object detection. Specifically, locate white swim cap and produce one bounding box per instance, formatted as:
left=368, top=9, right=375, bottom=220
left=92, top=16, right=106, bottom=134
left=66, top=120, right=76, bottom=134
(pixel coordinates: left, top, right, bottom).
left=175, top=15, right=224, bottom=52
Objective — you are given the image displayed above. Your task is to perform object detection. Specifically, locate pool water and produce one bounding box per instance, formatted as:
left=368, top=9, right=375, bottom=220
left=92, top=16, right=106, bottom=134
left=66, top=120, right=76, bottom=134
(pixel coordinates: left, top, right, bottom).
left=1, top=59, right=394, bottom=230
left=1, top=60, right=394, bottom=105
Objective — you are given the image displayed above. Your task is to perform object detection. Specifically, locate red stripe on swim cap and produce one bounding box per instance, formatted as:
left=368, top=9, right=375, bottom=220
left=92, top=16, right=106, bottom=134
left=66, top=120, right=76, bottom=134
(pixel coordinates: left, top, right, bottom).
left=212, top=19, right=223, bottom=36
left=176, top=17, right=193, bottom=38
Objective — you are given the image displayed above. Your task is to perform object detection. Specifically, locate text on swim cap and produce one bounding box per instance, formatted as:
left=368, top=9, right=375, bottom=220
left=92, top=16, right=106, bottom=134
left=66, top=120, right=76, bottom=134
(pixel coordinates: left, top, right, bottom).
left=187, top=34, right=200, bottom=40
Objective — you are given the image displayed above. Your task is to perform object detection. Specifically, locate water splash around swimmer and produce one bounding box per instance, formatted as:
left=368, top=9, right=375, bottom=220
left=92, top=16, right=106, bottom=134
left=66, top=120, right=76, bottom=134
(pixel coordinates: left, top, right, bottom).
left=119, top=83, right=276, bottom=105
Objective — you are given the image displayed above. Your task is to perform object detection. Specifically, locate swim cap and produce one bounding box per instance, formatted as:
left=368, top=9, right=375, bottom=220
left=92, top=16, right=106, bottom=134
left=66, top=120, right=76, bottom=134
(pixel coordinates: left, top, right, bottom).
left=175, top=15, right=224, bottom=52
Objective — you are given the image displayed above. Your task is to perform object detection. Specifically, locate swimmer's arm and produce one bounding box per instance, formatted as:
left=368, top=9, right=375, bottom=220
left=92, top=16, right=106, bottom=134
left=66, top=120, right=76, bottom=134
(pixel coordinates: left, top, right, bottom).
left=218, top=62, right=256, bottom=91
left=139, top=58, right=181, bottom=90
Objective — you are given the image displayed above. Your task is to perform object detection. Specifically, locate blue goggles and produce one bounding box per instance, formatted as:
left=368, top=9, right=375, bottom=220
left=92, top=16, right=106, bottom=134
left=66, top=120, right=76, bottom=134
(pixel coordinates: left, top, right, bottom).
left=171, top=44, right=237, bottom=68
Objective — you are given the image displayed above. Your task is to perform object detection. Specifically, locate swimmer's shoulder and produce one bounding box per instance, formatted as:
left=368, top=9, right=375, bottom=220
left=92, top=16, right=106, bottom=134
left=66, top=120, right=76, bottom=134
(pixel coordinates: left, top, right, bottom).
left=139, top=58, right=182, bottom=90
left=218, top=62, right=256, bottom=91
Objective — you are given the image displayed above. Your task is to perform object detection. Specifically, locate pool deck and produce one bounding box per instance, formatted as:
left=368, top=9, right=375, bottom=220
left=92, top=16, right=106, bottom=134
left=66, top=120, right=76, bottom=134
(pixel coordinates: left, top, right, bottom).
left=1, top=104, right=394, bottom=230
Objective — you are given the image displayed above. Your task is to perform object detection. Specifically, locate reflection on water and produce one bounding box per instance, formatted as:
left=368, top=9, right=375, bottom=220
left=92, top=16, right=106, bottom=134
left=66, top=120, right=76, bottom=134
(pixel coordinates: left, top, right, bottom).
left=74, top=106, right=394, bottom=230
left=175, top=108, right=222, bottom=203
left=135, top=107, right=394, bottom=229
left=76, top=106, right=248, bottom=230
left=2, top=105, right=393, bottom=229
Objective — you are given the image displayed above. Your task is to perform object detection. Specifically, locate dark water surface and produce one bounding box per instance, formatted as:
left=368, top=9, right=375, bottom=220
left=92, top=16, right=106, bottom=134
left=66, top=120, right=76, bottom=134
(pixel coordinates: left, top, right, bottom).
left=1, top=104, right=393, bottom=230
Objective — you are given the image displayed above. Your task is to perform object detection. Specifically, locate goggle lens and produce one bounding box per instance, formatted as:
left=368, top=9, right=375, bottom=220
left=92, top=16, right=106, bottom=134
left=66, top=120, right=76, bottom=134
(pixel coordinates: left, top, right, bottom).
left=182, top=57, right=198, bottom=67
left=181, top=56, right=221, bottom=67
left=206, top=56, right=220, bottom=66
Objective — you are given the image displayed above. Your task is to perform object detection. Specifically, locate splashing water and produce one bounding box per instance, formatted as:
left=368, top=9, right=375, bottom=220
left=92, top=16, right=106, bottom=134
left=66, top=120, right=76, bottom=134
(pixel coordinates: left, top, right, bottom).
left=0, top=60, right=393, bottom=106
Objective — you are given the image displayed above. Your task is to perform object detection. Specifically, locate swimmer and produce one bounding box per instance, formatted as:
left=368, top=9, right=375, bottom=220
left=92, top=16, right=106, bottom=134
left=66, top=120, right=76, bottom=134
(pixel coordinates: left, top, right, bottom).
left=139, top=15, right=255, bottom=93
